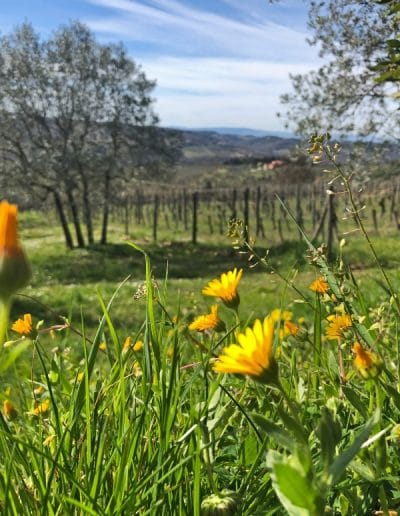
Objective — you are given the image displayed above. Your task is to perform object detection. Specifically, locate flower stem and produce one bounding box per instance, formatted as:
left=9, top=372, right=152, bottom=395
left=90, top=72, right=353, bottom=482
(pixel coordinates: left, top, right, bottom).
left=0, top=297, right=11, bottom=345
left=313, top=294, right=322, bottom=394
left=337, top=338, right=346, bottom=385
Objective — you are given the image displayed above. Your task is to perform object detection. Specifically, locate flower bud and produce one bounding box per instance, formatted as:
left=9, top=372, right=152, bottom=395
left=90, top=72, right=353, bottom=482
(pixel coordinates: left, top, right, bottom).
left=0, top=201, right=31, bottom=300
left=201, top=490, right=240, bottom=515
left=352, top=342, right=382, bottom=380
left=3, top=399, right=18, bottom=420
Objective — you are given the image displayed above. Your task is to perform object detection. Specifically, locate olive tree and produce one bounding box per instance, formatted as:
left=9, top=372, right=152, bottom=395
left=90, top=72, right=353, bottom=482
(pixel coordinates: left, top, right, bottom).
left=280, top=1, right=400, bottom=138
left=0, top=21, right=181, bottom=247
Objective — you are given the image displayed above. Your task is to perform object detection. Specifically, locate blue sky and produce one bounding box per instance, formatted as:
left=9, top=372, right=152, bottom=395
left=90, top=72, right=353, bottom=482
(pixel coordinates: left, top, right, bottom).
left=1, top=0, right=320, bottom=131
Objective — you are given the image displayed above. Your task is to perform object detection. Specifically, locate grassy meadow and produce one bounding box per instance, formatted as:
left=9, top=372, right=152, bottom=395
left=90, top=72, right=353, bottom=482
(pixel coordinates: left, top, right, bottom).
left=2, top=147, right=400, bottom=514
left=15, top=195, right=400, bottom=339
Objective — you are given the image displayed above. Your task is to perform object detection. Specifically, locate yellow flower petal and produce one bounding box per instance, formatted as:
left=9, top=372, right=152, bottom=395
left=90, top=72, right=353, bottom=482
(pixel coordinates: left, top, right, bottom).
left=214, top=315, right=278, bottom=384
left=12, top=313, right=32, bottom=335
left=202, top=268, right=242, bottom=309
left=189, top=305, right=225, bottom=332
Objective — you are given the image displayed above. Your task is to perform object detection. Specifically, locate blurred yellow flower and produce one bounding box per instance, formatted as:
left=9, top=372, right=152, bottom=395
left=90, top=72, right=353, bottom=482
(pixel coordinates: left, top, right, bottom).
left=43, top=434, right=56, bottom=447
left=202, top=268, right=243, bottom=309
left=122, top=336, right=132, bottom=352
left=33, top=385, right=45, bottom=396
left=352, top=342, right=382, bottom=380
left=99, top=342, right=107, bottom=351
left=77, top=372, right=84, bottom=382
left=32, top=399, right=50, bottom=416
left=326, top=314, right=352, bottom=340
left=189, top=305, right=226, bottom=333
left=122, top=337, right=143, bottom=352
left=214, top=316, right=278, bottom=384
left=284, top=320, right=300, bottom=336
left=11, top=313, right=32, bottom=335
left=268, top=309, right=294, bottom=338
left=3, top=399, right=17, bottom=420
left=133, top=340, right=144, bottom=352
left=132, top=360, right=142, bottom=377
left=270, top=309, right=292, bottom=323
left=309, top=277, right=329, bottom=294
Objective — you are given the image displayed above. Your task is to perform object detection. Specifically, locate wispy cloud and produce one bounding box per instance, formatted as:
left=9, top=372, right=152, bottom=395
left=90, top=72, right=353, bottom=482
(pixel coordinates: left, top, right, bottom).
left=86, top=0, right=314, bottom=60
left=82, top=0, right=319, bottom=130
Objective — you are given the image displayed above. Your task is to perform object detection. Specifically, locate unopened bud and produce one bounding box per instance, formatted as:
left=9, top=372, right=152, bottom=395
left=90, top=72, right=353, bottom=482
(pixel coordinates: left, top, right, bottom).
left=201, top=490, right=240, bottom=515
left=0, top=201, right=31, bottom=300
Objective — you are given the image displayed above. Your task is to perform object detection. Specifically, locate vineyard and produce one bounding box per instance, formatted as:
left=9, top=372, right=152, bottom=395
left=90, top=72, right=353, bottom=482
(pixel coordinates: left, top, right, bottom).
left=102, top=178, right=400, bottom=252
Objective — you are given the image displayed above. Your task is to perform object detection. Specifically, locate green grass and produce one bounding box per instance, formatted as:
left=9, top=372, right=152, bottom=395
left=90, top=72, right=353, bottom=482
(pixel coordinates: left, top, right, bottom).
left=2, top=204, right=400, bottom=514
left=15, top=207, right=400, bottom=338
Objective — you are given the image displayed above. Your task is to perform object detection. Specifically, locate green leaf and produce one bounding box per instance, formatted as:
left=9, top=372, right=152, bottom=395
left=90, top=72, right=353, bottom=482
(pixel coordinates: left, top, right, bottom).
left=251, top=413, right=294, bottom=451
left=328, top=409, right=380, bottom=485
left=382, top=383, right=400, bottom=412
left=242, top=434, right=258, bottom=467
left=349, top=459, right=375, bottom=482
left=316, top=407, right=342, bottom=469
left=266, top=449, right=324, bottom=515
left=274, top=463, right=319, bottom=512
left=342, top=385, right=368, bottom=419
left=387, top=38, right=400, bottom=49
left=276, top=405, right=308, bottom=445
left=0, top=338, right=31, bottom=374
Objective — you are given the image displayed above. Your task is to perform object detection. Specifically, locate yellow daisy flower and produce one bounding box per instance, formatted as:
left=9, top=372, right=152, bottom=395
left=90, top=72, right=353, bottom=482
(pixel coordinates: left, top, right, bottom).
left=309, top=276, right=329, bottom=294
left=202, top=268, right=243, bottom=309
left=3, top=399, right=17, bottom=420
left=326, top=314, right=352, bottom=341
left=32, top=399, right=50, bottom=416
left=133, top=340, right=144, bottom=352
left=214, top=316, right=278, bottom=384
left=11, top=313, right=33, bottom=335
left=352, top=342, right=382, bottom=380
left=189, top=305, right=226, bottom=333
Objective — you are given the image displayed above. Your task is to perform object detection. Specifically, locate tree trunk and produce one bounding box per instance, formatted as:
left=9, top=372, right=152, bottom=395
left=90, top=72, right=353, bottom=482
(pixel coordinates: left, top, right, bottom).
left=66, top=189, right=85, bottom=248
left=100, top=170, right=111, bottom=245
left=192, top=192, right=198, bottom=245
left=52, top=190, right=74, bottom=249
left=81, top=175, right=94, bottom=245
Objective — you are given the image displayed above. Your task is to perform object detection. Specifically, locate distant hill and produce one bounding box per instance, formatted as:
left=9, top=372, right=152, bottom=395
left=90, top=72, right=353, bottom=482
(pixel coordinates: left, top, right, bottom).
left=166, top=127, right=400, bottom=186
left=174, top=127, right=295, bottom=138
left=174, top=128, right=300, bottom=166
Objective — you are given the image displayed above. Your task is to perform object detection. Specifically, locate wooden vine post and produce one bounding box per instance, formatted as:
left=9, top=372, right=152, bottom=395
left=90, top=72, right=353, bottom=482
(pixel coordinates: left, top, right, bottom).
left=153, top=194, right=159, bottom=242
left=192, top=191, right=199, bottom=244
left=243, top=187, right=250, bottom=243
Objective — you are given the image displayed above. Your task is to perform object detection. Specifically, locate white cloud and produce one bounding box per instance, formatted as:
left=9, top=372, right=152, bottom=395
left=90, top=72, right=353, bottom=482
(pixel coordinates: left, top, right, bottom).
left=138, top=57, right=315, bottom=130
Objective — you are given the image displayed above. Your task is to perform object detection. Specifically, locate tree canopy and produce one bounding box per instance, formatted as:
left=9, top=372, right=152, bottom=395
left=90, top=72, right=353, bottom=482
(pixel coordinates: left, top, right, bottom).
left=280, top=0, right=400, bottom=138
left=0, top=21, right=182, bottom=247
